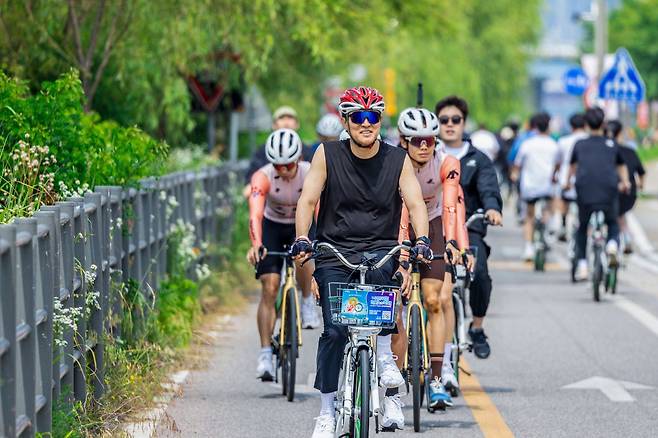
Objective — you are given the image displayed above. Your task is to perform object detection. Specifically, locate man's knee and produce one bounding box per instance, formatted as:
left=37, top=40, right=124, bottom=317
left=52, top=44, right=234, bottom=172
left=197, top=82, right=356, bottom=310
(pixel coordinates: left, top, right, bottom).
left=260, top=276, right=279, bottom=302
left=321, top=324, right=346, bottom=344
left=438, top=291, right=453, bottom=310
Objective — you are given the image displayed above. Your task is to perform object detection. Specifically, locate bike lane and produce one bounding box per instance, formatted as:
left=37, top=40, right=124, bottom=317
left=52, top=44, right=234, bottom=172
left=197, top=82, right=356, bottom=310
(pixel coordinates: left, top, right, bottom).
left=152, top=212, right=658, bottom=437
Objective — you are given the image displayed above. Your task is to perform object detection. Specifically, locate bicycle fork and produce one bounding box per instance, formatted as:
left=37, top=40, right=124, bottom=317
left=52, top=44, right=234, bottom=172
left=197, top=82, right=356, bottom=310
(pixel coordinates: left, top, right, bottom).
left=278, top=265, right=303, bottom=349
left=403, top=271, right=431, bottom=372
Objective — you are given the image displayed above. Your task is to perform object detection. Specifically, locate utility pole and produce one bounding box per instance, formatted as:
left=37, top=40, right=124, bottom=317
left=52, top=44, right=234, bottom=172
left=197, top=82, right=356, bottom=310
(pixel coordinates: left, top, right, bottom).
left=594, top=0, right=608, bottom=80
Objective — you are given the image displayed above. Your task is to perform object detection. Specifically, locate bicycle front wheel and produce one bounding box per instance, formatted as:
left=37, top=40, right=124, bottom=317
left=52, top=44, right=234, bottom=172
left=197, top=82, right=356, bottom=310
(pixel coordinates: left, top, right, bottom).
left=592, top=248, right=603, bottom=302
left=352, top=348, right=370, bottom=438
left=284, top=288, right=298, bottom=402
left=607, top=267, right=618, bottom=295
left=409, top=306, right=422, bottom=432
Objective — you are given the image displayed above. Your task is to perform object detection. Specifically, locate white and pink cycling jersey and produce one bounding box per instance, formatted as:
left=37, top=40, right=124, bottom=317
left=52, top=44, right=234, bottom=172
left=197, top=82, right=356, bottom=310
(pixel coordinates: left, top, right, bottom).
left=415, top=149, right=455, bottom=221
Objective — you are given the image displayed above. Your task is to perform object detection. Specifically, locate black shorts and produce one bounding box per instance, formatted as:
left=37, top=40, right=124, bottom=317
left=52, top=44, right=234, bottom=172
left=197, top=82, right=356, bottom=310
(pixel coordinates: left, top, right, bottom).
left=524, top=195, right=552, bottom=206
left=256, top=218, right=296, bottom=279
left=410, top=216, right=446, bottom=280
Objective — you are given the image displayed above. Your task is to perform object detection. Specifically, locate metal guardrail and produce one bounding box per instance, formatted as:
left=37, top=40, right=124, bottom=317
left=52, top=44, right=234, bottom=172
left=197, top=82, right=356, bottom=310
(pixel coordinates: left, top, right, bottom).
left=0, top=162, right=244, bottom=437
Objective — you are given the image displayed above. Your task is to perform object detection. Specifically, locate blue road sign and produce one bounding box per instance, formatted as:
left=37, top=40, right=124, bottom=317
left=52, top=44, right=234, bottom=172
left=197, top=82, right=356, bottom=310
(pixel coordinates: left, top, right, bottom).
left=598, top=48, right=645, bottom=103
left=563, top=67, right=590, bottom=96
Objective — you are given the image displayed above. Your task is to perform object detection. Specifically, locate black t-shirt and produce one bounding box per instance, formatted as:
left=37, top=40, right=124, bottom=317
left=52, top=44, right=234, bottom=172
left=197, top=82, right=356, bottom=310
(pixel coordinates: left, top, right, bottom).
left=570, top=135, right=624, bottom=206
left=316, top=140, right=406, bottom=267
left=618, top=144, right=645, bottom=198
left=244, top=143, right=315, bottom=183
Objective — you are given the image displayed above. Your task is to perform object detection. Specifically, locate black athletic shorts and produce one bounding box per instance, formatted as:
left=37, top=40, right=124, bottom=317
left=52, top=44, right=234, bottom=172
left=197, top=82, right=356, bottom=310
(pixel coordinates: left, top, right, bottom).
left=256, top=217, right=296, bottom=279
left=524, top=195, right=552, bottom=206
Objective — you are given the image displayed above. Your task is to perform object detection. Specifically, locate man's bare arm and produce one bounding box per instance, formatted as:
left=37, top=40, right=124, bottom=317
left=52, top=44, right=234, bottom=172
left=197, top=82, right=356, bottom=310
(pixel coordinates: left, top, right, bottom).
left=295, top=145, right=327, bottom=238
left=398, top=156, right=429, bottom=238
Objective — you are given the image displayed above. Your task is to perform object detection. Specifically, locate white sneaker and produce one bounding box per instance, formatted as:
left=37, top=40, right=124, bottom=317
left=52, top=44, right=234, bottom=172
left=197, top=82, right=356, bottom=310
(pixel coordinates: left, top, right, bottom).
left=575, top=259, right=588, bottom=282
left=523, top=242, right=534, bottom=261
left=381, top=394, right=405, bottom=430
left=256, top=352, right=274, bottom=381
left=378, top=354, right=404, bottom=388
left=441, top=364, right=459, bottom=392
left=606, top=240, right=619, bottom=267
left=302, top=302, right=321, bottom=329
left=311, top=414, right=335, bottom=438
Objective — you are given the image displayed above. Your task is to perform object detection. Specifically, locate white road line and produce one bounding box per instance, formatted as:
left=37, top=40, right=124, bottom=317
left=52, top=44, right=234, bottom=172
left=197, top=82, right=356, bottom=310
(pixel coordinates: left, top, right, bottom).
left=626, top=212, right=657, bottom=255
left=612, top=296, right=658, bottom=338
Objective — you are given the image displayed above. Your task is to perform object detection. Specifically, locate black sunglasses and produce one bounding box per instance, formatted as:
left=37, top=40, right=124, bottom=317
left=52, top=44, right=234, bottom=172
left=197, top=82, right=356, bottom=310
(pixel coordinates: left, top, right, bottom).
left=439, top=115, right=463, bottom=125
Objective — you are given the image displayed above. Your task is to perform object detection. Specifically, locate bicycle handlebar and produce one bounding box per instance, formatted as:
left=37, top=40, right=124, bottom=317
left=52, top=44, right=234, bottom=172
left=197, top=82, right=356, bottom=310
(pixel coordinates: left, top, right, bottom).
left=314, top=242, right=410, bottom=271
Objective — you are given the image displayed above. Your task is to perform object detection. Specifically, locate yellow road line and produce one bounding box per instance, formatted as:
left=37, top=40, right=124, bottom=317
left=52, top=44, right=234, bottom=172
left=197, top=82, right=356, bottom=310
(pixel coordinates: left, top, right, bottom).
left=460, top=357, right=514, bottom=438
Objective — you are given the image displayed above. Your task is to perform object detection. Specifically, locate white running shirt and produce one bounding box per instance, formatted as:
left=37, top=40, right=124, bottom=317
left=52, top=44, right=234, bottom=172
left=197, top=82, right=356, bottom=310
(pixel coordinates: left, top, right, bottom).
left=515, top=134, right=560, bottom=200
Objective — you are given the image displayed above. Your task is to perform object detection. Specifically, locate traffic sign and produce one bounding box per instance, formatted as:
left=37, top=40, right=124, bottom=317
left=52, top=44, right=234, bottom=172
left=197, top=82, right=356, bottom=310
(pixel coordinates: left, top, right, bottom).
left=563, top=67, right=589, bottom=96
left=598, top=48, right=646, bottom=103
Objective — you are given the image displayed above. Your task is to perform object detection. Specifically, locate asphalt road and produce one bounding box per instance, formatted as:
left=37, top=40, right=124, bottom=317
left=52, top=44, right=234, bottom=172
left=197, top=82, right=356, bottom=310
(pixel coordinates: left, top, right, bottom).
left=156, top=213, right=658, bottom=438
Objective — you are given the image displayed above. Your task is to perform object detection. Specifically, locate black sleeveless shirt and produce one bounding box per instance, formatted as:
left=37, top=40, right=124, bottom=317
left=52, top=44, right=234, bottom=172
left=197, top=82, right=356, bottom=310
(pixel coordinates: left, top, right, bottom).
left=316, top=139, right=406, bottom=267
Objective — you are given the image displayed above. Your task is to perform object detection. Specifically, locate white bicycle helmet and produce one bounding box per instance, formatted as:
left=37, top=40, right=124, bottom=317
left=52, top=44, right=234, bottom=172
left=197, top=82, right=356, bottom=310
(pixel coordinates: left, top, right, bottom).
left=397, top=107, right=440, bottom=137
left=316, top=113, right=344, bottom=137
left=265, top=128, right=302, bottom=165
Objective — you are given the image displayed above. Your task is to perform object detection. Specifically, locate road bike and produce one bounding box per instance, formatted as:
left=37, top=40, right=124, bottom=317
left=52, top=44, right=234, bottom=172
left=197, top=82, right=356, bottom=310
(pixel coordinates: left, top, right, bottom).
left=589, top=211, right=618, bottom=301
left=402, top=250, right=451, bottom=431
left=565, top=202, right=579, bottom=283
left=314, top=241, right=408, bottom=438
left=532, top=199, right=550, bottom=271
left=266, top=249, right=303, bottom=402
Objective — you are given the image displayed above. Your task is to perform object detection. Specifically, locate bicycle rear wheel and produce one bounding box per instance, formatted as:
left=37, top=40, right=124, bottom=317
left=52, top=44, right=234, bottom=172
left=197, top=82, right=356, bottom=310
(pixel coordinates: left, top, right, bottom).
left=284, top=288, right=298, bottom=402
left=607, top=267, right=618, bottom=295
left=592, top=248, right=603, bottom=302
left=409, top=306, right=422, bottom=432
left=351, top=348, right=370, bottom=438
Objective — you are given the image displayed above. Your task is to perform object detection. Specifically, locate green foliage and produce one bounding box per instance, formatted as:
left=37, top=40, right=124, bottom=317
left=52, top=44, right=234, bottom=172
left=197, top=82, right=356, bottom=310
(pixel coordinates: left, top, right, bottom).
left=1, top=0, right=541, bottom=149
left=609, top=0, right=658, bottom=99
left=0, top=70, right=168, bottom=222
left=149, top=276, right=201, bottom=348
left=637, top=144, right=658, bottom=163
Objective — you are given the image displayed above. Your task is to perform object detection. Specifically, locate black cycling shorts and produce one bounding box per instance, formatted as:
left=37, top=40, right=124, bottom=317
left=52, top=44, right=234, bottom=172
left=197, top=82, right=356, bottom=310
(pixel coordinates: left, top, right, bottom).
left=256, top=217, right=296, bottom=279
left=524, top=195, right=552, bottom=206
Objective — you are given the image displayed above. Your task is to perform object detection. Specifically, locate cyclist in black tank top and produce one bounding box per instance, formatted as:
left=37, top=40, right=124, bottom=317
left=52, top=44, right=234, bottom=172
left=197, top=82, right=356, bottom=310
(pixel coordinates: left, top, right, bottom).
left=290, top=86, right=432, bottom=435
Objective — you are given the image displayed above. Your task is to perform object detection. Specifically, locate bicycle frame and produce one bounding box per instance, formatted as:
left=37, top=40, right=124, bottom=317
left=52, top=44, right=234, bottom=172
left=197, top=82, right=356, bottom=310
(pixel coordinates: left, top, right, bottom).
left=314, top=242, right=408, bottom=436
left=269, top=253, right=303, bottom=349
left=402, top=265, right=431, bottom=375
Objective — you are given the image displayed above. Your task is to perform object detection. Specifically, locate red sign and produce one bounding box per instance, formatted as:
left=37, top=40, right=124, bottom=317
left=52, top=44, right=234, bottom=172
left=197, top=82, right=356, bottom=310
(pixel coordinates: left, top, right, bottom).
left=187, top=76, right=224, bottom=112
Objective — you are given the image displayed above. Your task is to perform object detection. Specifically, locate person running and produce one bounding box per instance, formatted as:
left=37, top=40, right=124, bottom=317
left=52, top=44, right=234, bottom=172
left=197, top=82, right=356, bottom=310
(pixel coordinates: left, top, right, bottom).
left=243, top=106, right=315, bottom=198
left=565, top=108, right=631, bottom=281
left=247, top=128, right=320, bottom=381
left=556, top=113, right=588, bottom=242
left=605, top=120, right=646, bottom=254
left=291, top=86, right=431, bottom=436
left=396, top=107, right=470, bottom=408
left=310, top=113, right=343, bottom=155
left=512, top=112, right=560, bottom=262
left=436, top=95, right=503, bottom=359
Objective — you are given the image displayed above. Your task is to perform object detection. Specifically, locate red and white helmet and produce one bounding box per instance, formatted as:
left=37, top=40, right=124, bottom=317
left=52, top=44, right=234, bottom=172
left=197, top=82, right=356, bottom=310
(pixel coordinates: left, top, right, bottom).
left=338, top=86, right=385, bottom=116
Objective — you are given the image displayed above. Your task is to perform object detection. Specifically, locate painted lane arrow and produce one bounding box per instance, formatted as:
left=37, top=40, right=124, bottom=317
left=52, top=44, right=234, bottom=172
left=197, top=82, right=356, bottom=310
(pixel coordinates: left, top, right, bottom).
left=562, top=376, right=653, bottom=402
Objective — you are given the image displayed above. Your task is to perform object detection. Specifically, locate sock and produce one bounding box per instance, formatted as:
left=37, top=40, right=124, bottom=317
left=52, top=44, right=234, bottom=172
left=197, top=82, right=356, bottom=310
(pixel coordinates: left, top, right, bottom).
left=443, top=343, right=453, bottom=368
left=385, top=387, right=399, bottom=396
left=303, top=295, right=314, bottom=307
left=320, top=391, right=336, bottom=417
left=260, top=346, right=272, bottom=357
left=376, top=335, right=392, bottom=360
left=430, top=353, right=443, bottom=380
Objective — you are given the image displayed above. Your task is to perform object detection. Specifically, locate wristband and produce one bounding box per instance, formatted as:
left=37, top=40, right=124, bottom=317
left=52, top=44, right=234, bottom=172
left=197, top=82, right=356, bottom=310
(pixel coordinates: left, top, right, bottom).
left=295, top=235, right=311, bottom=243
left=399, top=260, right=410, bottom=270
left=446, top=239, right=459, bottom=249
left=415, top=236, right=431, bottom=246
